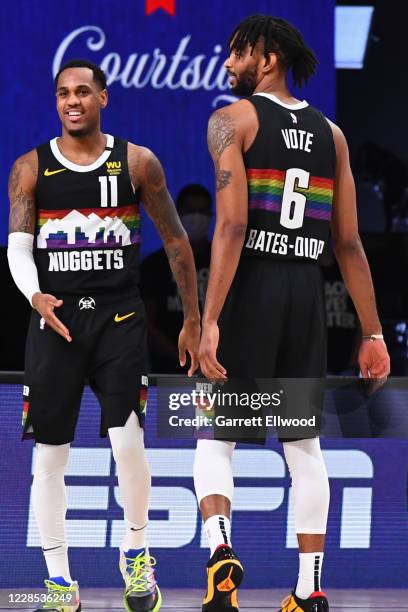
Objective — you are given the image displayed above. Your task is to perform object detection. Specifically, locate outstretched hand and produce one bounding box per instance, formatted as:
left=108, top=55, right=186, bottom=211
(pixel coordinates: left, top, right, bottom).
left=32, top=292, right=72, bottom=342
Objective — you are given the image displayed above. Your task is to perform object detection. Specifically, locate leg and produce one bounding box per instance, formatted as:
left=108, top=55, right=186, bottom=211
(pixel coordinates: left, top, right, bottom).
left=194, top=439, right=243, bottom=612
left=194, top=439, right=235, bottom=553
left=32, top=442, right=72, bottom=582
left=91, top=297, right=160, bottom=610
left=109, top=411, right=161, bottom=612
left=109, top=411, right=151, bottom=551
left=283, top=438, right=330, bottom=599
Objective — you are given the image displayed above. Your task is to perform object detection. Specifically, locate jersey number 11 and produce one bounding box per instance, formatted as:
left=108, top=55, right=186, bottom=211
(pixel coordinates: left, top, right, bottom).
left=99, top=176, right=118, bottom=207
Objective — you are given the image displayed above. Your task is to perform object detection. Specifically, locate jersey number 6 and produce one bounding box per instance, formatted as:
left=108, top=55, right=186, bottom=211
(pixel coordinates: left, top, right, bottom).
left=280, top=168, right=310, bottom=230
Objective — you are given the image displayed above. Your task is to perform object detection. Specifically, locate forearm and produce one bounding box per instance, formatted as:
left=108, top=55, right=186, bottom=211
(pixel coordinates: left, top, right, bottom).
left=203, top=221, right=246, bottom=324
left=334, top=238, right=382, bottom=335
left=164, top=234, right=200, bottom=323
left=7, top=232, right=40, bottom=305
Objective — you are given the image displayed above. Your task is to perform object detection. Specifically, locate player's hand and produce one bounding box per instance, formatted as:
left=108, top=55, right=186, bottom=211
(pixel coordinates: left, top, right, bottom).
left=178, top=318, right=200, bottom=376
left=199, top=321, right=227, bottom=382
left=32, top=292, right=72, bottom=342
left=358, top=337, right=390, bottom=389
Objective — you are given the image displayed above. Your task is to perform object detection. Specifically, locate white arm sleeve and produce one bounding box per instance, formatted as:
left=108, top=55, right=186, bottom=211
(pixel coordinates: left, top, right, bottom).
left=7, top=232, right=41, bottom=306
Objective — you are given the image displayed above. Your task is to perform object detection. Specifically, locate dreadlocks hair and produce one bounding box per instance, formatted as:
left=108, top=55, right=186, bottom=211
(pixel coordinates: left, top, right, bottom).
left=55, top=59, right=107, bottom=90
left=228, top=14, right=318, bottom=87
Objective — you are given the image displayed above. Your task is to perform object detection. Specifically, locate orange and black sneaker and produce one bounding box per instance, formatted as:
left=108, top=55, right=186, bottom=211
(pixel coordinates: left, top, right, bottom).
left=280, top=591, right=329, bottom=611
left=202, top=545, right=243, bottom=611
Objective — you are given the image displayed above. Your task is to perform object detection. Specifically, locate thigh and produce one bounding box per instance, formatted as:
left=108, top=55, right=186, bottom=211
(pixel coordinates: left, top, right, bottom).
left=216, top=259, right=289, bottom=445
left=276, top=265, right=326, bottom=441
left=89, top=296, right=148, bottom=435
left=23, top=310, right=86, bottom=444
left=218, top=258, right=286, bottom=378
left=277, top=264, right=327, bottom=377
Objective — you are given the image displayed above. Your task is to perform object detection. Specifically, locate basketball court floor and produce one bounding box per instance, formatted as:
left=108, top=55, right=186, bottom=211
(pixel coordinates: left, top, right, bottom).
left=1, top=588, right=406, bottom=610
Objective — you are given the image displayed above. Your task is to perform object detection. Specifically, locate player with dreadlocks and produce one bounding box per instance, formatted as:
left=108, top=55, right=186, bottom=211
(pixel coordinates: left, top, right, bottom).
left=194, top=14, right=390, bottom=612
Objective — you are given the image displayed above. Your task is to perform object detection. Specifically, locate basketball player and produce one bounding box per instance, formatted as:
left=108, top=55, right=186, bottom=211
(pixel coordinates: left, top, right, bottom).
left=7, top=59, right=200, bottom=612
left=193, top=15, right=390, bottom=612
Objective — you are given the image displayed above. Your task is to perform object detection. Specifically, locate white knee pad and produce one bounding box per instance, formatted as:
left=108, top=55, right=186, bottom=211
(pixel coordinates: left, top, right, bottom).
left=34, top=442, right=70, bottom=475
left=109, top=411, right=146, bottom=465
left=193, top=439, right=235, bottom=505
left=283, top=438, right=330, bottom=534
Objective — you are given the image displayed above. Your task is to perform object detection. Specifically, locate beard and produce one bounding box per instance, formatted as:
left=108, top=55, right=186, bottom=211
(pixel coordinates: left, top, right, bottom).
left=64, top=116, right=98, bottom=138
left=230, top=67, right=258, bottom=96
left=67, top=125, right=93, bottom=138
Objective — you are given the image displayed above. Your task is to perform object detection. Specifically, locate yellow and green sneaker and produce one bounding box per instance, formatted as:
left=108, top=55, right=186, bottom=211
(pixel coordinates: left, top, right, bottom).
left=33, top=576, right=81, bottom=611
left=119, top=548, right=162, bottom=612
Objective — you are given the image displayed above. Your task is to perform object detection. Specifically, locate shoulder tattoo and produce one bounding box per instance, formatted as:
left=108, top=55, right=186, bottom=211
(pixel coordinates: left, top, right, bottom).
left=207, top=111, right=235, bottom=191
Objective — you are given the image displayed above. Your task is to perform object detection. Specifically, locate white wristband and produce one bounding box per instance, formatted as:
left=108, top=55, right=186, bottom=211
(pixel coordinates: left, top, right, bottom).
left=7, top=232, right=41, bottom=306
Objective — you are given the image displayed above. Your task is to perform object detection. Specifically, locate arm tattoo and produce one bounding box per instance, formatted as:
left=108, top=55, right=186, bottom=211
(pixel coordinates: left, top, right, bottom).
left=216, top=169, right=232, bottom=191
left=8, top=159, right=37, bottom=233
left=208, top=111, right=235, bottom=158
left=139, top=150, right=197, bottom=320
left=207, top=111, right=235, bottom=191
left=164, top=243, right=192, bottom=319
left=141, top=153, right=184, bottom=241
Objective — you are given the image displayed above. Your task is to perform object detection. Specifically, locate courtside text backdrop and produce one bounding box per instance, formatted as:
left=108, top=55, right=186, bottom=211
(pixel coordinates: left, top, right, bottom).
left=0, top=0, right=335, bottom=251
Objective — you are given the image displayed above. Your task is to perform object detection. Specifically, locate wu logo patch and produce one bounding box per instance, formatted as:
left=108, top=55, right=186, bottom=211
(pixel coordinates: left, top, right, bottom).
left=290, top=112, right=298, bottom=124
left=106, top=161, right=122, bottom=175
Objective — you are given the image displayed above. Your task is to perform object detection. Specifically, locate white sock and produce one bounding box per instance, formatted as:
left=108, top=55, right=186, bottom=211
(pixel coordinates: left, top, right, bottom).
left=123, top=519, right=148, bottom=550
left=296, top=552, right=324, bottom=600
left=109, top=412, right=151, bottom=552
left=32, top=443, right=72, bottom=582
left=204, top=515, right=231, bottom=556
left=43, top=547, right=72, bottom=583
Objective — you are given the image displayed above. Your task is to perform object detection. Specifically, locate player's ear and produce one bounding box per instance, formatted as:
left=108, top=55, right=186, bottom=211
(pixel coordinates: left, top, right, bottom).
left=100, top=89, right=108, bottom=109
left=261, top=52, right=278, bottom=75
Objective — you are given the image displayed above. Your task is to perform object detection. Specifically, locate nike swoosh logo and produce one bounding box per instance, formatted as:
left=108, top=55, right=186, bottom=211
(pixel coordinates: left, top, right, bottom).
left=44, top=168, right=67, bottom=176
left=114, top=312, right=135, bottom=323
left=42, top=545, right=63, bottom=552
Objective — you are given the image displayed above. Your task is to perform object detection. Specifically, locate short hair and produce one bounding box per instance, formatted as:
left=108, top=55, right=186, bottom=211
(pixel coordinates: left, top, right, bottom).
left=176, top=184, right=212, bottom=210
left=228, top=14, right=318, bottom=87
left=55, top=59, right=107, bottom=90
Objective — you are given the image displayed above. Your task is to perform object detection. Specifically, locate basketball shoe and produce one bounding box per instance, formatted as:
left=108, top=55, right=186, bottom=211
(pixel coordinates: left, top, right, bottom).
left=202, top=544, right=244, bottom=611
left=33, top=577, right=81, bottom=611
left=280, top=591, right=329, bottom=611
left=119, top=548, right=162, bottom=611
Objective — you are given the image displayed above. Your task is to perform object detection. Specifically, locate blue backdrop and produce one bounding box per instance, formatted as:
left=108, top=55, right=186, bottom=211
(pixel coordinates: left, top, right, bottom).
left=0, top=0, right=335, bottom=252
left=0, top=384, right=407, bottom=589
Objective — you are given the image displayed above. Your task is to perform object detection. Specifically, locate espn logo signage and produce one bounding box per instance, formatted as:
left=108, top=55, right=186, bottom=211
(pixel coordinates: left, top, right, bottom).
left=27, top=449, right=373, bottom=549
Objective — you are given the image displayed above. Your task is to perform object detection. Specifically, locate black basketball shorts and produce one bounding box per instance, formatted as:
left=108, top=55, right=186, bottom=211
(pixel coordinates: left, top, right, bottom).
left=22, top=293, right=148, bottom=445
left=217, top=257, right=327, bottom=443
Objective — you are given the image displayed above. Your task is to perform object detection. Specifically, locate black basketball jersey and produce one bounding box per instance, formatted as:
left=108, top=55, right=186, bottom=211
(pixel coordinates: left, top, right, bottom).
left=34, top=135, right=141, bottom=296
left=243, top=93, right=336, bottom=263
